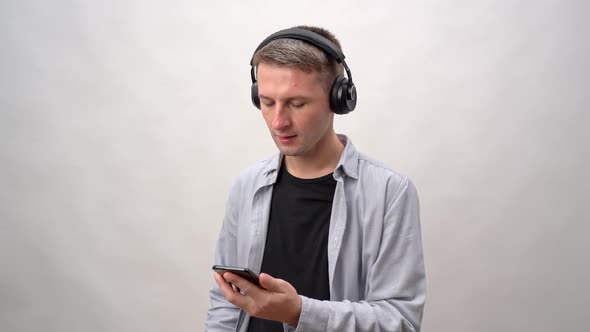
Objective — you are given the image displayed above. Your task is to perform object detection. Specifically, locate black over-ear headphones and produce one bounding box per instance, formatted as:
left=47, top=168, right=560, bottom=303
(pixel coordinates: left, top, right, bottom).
left=250, top=28, right=357, bottom=115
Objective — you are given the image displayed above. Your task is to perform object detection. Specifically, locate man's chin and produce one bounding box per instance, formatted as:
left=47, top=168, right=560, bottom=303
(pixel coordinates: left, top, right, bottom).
left=279, top=149, right=298, bottom=157
left=273, top=137, right=308, bottom=156
left=276, top=146, right=301, bottom=157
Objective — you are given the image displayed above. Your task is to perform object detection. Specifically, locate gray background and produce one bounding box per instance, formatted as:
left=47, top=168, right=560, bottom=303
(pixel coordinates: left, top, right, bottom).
left=1, top=1, right=588, bottom=331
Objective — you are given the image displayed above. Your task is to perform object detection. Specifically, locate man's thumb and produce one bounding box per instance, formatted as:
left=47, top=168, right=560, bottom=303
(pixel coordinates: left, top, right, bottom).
left=259, top=273, right=286, bottom=292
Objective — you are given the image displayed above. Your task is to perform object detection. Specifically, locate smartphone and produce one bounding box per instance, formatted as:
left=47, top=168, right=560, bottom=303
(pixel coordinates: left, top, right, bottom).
left=212, top=265, right=261, bottom=287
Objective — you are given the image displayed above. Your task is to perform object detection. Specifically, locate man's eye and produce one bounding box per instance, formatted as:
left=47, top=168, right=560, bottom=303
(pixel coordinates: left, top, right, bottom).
left=291, top=103, right=305, bottom=109
left=262, top=101, right=275, bottom=107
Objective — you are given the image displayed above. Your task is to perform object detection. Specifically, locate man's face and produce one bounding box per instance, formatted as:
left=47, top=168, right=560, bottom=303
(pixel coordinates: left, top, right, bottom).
left=257, top=62, right=334, bottom=158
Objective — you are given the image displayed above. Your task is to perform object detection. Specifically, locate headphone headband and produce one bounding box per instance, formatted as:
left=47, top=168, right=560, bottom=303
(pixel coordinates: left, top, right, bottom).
left=250, top=28, right=345, bottom=65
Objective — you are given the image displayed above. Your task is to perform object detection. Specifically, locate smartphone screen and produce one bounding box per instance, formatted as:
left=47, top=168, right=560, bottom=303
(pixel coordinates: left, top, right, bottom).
left=212, top=265, right=261, bottom=287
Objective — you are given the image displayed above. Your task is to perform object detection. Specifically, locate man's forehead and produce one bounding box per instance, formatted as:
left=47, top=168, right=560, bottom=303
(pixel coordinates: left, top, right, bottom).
left=257, top=64, right=323, bottom=89
left=257, top=63, right=321, bottom=79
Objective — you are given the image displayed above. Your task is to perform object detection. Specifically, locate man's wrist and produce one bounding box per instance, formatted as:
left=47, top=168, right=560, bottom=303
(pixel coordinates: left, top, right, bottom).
left=286, top=295, right=302, bottom=326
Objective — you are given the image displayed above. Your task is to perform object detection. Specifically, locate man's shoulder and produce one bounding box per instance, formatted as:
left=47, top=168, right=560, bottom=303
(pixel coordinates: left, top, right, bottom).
left=353, top=152, right=419, bottom=206
left=356, top=152, right=409, bottom=186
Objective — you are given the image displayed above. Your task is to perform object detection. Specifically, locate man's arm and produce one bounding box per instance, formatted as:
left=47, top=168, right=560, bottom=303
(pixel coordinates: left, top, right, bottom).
left=205, top=180, right=242, bottom=331
left=218, top=178, right=426, bottom=332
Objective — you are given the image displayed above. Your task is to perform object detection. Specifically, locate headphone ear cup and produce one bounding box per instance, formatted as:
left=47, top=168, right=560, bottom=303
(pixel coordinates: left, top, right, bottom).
left=330, top=76, right=356, bottom=114
left=330, top=76, right=346, bottom=114
left=251, top=82, right=261, bottom=109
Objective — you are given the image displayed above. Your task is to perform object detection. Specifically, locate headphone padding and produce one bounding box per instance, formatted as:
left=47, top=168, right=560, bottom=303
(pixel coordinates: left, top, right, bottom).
left=251, top=82, right=260, bottom=109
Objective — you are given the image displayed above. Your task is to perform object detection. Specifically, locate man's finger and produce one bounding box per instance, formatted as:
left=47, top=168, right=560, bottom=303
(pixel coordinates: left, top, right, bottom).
left=214, top=272, right=234, bottom=296
left=214, top=272, right=253, bottom=307
left=223, top=272, right=258, bottom=295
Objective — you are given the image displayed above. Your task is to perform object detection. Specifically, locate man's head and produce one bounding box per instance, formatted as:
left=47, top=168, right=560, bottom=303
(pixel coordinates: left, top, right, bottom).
left=250, top=26, right=353, bottom=161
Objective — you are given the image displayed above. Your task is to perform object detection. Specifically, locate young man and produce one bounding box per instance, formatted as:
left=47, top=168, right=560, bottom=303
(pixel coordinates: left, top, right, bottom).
left=206, top=26, right=426, bottom=332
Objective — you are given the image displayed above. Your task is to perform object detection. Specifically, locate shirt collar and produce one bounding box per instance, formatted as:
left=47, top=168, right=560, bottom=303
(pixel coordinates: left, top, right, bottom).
left=334, top=134, right=359, bottom=180
left=261, top=134, right=359, bottom=181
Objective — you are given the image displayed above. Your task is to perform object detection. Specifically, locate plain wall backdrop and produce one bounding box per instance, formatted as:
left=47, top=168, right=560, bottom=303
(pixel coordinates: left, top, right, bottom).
left=1, top=1, right=588, bottom=331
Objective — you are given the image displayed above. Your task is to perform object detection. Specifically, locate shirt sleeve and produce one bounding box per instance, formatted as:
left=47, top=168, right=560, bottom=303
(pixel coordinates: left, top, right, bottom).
left=285, top=178, right=426, bottom=332
left=205, top=179, right=242, bottom=332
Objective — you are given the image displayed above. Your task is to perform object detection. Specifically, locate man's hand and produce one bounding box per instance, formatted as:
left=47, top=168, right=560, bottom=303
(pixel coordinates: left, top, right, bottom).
left=213, top=271, right=302, bottom=326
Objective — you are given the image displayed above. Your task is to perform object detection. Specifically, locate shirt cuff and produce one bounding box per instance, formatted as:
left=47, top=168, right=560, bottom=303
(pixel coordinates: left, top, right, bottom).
left=283, top=296, right=328, bottom=332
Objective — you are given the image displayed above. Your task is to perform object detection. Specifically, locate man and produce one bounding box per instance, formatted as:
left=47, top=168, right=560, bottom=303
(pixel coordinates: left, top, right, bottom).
left=206, top=26, right=426, bottom=332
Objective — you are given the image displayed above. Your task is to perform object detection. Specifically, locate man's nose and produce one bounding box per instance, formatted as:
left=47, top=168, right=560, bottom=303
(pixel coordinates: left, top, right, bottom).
left=271, top=104, right=291, bottom=130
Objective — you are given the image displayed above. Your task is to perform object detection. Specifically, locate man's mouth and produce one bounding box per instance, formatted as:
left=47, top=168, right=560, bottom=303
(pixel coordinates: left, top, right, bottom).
left=276, top=134, right=296, bottom=144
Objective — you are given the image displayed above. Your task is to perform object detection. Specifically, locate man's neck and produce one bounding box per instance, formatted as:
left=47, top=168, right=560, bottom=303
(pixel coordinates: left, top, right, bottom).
left=284, top=134, right=344, bottom=179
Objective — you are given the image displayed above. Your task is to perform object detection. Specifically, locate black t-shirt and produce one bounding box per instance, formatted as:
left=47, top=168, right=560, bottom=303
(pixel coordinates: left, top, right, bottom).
left=247, top=162, right=336, bottom=332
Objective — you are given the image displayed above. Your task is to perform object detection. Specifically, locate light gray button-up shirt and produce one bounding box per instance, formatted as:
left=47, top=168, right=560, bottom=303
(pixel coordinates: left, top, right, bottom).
left=206, top=135, right=426, bottom=332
